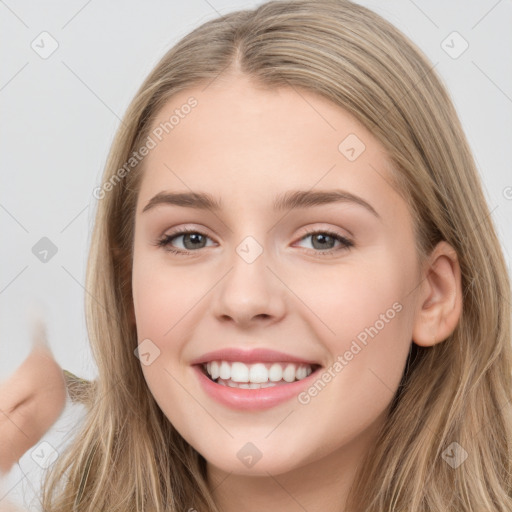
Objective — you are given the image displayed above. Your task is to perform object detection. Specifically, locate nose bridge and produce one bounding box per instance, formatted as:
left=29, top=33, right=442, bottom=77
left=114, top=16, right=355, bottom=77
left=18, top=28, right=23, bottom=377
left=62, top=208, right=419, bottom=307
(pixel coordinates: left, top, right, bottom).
left=227, top=232, right=272, bottom=298
left=212, top=231, right=286, bottom=324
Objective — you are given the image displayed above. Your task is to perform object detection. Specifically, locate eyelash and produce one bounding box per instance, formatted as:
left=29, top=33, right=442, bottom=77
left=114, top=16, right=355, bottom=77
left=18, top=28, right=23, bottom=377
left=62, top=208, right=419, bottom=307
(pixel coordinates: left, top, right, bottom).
left=154, top=227, right=354, bottom=257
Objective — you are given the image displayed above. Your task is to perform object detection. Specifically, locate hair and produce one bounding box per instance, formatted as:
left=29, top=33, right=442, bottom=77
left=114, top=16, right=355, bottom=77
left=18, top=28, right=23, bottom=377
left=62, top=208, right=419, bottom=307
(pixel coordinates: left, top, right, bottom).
left=39, top=0, right=512, bottom=510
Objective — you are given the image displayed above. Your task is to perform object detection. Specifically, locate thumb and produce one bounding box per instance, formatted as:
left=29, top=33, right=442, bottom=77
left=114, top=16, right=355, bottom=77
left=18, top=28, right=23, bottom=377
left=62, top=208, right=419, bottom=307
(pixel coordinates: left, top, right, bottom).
left=0, top=315, right=67, bottom=476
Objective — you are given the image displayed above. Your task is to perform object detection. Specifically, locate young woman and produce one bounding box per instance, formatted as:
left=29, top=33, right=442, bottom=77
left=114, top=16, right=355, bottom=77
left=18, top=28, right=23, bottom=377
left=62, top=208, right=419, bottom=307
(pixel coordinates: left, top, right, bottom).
left=11, top=0, right=511, bottom=510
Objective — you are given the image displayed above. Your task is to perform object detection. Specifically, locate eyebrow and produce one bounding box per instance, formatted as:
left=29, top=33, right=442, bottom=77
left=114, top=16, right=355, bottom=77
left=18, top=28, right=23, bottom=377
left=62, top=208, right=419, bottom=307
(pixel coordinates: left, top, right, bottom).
left=142, top=189, right=380, bottom=218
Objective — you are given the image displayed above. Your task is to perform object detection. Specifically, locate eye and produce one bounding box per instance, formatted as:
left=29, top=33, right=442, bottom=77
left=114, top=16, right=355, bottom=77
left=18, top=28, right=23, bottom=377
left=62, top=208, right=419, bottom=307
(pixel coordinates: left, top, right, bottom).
left=294, top=228, right=354, bottom=256
left=154, top=227, right=354, bottom=256
left=155, top=227, right=215, bottom=255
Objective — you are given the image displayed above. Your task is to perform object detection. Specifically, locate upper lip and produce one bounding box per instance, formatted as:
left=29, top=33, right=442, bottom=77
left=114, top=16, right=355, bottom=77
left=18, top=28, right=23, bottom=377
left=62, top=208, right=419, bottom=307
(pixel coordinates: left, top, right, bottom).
left=190, top=348, right=322, bottom=367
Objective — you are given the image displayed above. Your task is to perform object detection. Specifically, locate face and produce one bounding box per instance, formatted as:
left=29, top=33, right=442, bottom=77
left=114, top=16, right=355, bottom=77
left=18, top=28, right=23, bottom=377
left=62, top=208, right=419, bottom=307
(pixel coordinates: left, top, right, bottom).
left=131, top=73, right=422, bottom=477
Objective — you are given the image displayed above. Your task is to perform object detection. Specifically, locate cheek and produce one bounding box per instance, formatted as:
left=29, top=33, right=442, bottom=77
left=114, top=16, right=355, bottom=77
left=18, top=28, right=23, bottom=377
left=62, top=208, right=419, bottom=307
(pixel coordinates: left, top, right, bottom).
left=291, top=248, right=409, bottom=340
left=131, top=251, right=194, bottom=413
left=132, top=251, right=193, bottom=339
left=131, top=248, right=206, bottom=393
left=291, top=248, right=414, bottom=399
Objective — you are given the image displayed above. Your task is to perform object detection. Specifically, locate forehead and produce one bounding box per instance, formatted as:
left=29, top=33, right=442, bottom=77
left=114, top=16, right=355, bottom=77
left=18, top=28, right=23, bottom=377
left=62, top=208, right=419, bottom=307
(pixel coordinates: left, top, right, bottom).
left=136, top=75, right=403, bottom=219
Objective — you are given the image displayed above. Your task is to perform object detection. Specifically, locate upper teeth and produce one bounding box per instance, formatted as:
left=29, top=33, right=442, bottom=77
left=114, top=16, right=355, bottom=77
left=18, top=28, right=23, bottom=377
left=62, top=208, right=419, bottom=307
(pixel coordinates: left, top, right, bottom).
left=204, top=361, right=313, bottom=383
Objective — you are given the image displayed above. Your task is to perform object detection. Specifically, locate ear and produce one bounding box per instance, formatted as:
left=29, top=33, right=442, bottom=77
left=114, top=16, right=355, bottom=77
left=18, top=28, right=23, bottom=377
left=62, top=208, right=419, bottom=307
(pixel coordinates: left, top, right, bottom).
left=412, top=241, right=463, bottom=347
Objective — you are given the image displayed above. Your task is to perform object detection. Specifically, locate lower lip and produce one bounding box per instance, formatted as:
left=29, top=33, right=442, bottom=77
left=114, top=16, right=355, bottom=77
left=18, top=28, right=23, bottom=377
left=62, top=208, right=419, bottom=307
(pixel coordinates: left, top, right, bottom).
left=192, top=364, right=321, bottom=411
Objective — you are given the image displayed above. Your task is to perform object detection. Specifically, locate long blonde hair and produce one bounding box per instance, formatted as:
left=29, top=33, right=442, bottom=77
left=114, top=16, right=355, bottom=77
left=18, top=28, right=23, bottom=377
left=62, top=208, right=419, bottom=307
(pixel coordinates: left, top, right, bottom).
left=40, top=0, right=512, bottom=510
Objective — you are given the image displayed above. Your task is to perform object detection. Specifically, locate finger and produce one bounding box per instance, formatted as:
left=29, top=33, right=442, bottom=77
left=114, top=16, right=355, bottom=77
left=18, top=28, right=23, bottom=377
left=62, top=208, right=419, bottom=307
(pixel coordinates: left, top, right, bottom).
left=0, top=319, right=67, bottom=475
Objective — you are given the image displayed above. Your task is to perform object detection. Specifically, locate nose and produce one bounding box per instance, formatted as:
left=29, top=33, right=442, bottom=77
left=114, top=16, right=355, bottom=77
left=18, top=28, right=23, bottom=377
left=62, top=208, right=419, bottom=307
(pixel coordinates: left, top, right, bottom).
left=211, top=242, right=287, bottom=328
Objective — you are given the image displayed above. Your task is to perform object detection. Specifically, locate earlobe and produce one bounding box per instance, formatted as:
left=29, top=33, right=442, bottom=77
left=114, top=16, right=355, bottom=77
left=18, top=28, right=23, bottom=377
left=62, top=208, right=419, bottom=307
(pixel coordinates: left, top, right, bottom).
left=412, top=241, right=463, bottom=348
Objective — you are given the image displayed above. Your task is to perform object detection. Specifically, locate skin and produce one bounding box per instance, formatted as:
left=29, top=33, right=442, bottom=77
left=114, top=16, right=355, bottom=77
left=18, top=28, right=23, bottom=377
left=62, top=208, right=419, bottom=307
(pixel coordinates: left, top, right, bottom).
left=0, top=328, right=66, bottom=512
left=131, top=73, right=462, bottom=511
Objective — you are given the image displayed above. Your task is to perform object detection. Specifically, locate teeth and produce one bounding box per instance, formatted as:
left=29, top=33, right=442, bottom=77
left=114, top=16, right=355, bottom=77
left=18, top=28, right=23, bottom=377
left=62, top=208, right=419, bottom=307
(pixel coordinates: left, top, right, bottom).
left=249, top=363, right=268, bottom=383
left=219, top=361, right=231, bottom=380
left=202, top=360, right=315, bottom=384
left=231, top=362, right=249, bottom=382
left=210, top=361, right=219, bottom=380
left=269, top=363, right=283, bottom=382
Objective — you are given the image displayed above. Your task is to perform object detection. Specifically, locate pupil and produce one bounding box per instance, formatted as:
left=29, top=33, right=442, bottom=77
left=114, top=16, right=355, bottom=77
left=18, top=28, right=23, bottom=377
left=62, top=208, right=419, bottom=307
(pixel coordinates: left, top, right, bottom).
left=313, top=234, right=333, bottom=249
left=185, top=233, right=204, bottom=249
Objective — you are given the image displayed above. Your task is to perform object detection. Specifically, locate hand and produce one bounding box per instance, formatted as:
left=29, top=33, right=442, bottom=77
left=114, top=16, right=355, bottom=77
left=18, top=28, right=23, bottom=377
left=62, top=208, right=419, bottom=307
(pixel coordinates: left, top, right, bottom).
left=0, top=319, right=67, bottom=476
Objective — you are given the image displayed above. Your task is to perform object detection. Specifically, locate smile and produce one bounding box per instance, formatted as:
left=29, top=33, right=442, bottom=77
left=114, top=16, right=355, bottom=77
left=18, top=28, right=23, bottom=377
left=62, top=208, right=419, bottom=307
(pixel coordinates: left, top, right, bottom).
left=193, top=362, right=323, bottom=410
left=201, top=360, right=318, bottom=388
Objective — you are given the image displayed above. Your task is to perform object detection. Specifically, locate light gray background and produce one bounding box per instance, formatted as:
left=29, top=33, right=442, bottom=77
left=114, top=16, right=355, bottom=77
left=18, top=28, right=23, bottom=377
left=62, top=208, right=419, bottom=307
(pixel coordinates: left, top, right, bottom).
left=1, top=0, right=511, bottom=508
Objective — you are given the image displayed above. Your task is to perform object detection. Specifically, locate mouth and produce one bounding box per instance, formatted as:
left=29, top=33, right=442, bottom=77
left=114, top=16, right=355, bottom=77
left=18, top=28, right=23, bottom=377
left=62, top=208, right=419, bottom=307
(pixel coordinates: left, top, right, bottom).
left=196, top=360, right=323, bottom=389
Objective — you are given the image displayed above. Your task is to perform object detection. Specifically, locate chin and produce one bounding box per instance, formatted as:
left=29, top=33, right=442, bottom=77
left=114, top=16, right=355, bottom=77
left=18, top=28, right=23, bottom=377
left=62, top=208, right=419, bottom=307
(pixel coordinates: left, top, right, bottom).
left=198, top=440, right=313, bottom=477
